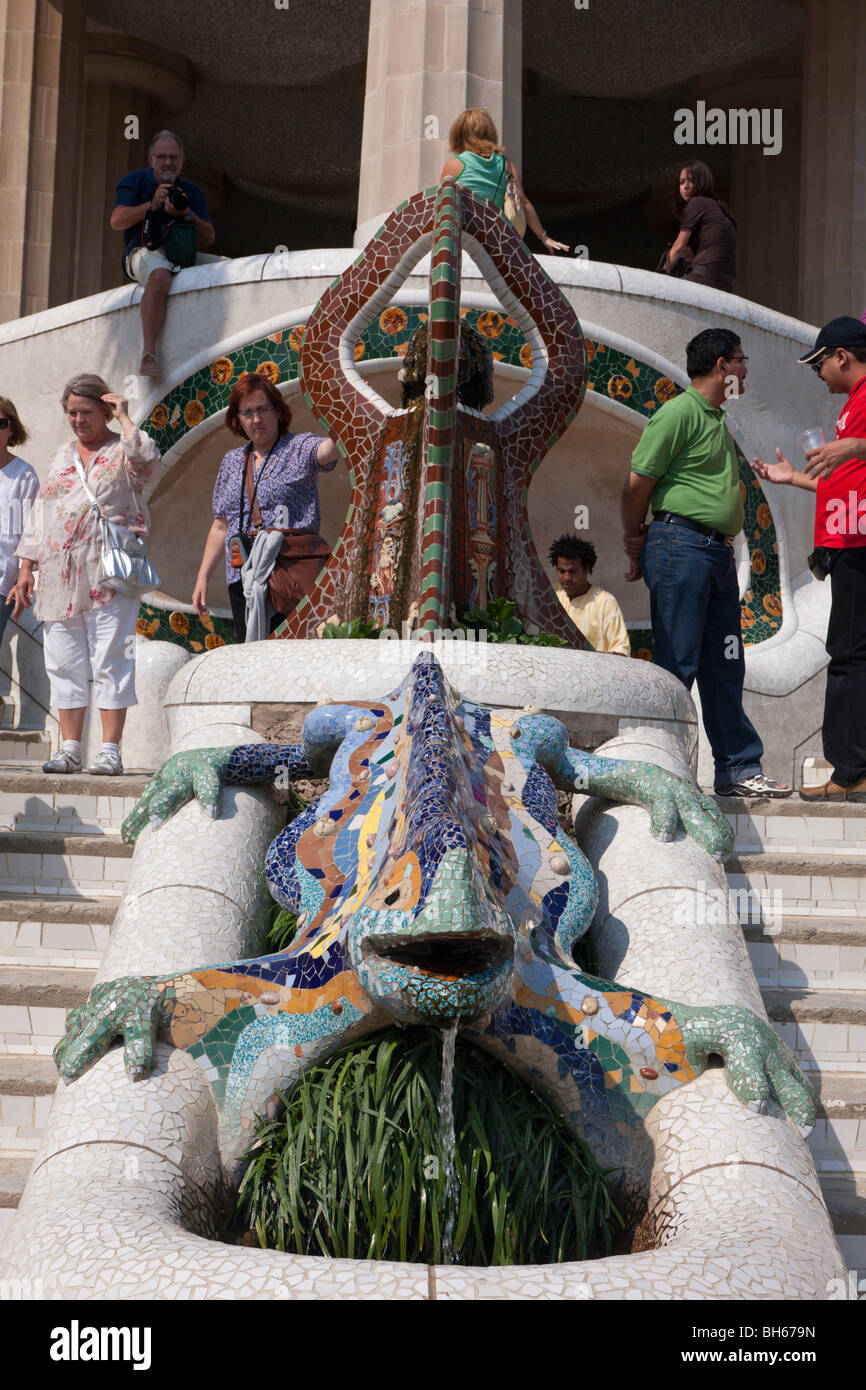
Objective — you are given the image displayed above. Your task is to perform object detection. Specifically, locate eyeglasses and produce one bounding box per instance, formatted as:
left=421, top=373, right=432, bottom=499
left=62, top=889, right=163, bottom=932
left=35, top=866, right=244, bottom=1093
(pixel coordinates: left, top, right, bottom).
left=811, top=353, right=832, bottom=375
left=726, top=356, right=749, bottom=366
left=0, top=418, right=10, bottom=430
left=239, top=407, right=275, bottom=421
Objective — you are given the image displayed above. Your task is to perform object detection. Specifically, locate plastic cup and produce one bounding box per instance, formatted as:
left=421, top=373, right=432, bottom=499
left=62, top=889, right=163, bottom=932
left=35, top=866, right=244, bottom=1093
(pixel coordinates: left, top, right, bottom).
left=797, top=427, right=826, bottom=459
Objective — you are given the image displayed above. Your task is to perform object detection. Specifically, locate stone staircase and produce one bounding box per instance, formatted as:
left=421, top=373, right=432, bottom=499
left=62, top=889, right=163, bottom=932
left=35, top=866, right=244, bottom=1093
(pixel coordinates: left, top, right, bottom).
left=0, top=750, right=146, bottom=1238
left=0, top=734, right=862, bottom=1275
left=721, top=797, right=866, bottom=1273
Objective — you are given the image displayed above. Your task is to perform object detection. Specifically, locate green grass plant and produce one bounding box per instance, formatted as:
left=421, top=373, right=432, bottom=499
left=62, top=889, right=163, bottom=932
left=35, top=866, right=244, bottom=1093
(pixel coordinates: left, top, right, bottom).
left=237, top=1027, right=623, bottom=1265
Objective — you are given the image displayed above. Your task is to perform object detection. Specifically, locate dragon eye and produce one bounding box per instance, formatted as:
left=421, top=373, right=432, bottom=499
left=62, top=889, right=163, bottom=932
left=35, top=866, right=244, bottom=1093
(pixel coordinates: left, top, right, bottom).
left=384, top=888, right=401, bottom=906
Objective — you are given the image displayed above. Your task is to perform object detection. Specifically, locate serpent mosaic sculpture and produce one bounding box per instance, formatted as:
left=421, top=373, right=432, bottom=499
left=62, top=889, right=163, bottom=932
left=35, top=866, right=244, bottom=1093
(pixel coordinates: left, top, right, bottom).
left=55, top=654, right=814, bottom=1183
left=277, top=177, right=589, bottom=642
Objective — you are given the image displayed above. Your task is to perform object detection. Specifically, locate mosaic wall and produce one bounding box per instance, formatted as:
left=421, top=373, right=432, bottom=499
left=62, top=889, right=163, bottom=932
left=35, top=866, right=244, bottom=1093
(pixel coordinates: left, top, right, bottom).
left=136, top=602, right=235, bottom=651
left=55, top=654, right=813, bottom=1173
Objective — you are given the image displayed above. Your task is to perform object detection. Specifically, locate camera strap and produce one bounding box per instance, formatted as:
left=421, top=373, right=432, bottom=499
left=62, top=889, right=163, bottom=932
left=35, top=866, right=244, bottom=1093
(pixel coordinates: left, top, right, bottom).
left=238, top=442, right=277, bottom=535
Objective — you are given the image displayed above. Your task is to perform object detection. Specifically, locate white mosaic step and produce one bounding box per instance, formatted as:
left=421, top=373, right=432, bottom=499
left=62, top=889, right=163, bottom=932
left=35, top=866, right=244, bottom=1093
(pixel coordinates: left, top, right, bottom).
left=818, top=1175, right=866, bottom=1275
left=0, top=830, right=133, bottom=896
left=718, top=798, right=866, bottom=856
left=808, top=1074, right=866, bottom=1174
left=0, top=1055, right=57, bottom=1157
left=0, top=893, right=119, bottom=970
left=746, top=921, right=866, bottom=991
left=0, top=965, right=94, bottom=1057
left=727, top=852, right=866, bottom=921
left=0, top=734, right=51, bottom=763
left=767, top=988, right=866, bottom=1073
left=0, top=785, right=148, bottom=835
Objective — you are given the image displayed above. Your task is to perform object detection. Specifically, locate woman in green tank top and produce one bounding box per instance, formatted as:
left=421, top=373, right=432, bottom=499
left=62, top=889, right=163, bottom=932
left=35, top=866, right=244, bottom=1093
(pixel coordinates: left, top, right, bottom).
left=440, top=108, right=570, bottom=254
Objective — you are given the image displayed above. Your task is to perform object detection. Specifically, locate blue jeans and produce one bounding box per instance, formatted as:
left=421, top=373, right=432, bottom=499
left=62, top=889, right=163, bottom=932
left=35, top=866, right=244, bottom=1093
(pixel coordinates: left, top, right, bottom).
left=0, top=594, right=10, bottom=648
left=641, top=519, right=763, bottom=788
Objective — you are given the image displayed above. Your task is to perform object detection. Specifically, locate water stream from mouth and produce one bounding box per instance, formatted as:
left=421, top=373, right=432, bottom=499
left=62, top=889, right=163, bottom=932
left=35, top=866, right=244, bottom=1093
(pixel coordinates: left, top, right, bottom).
left=438, top=1019, right=459, bottom=1264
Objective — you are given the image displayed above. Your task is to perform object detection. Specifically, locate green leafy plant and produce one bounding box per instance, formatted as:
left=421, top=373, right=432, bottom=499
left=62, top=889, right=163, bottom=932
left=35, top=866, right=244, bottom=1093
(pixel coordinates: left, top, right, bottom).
left=458, top=598, right=567, bottom=647
left=321, top=618, right=384, bottom=639
left=236, top=1027, right=623, bottom=1265
left=264, top=898, right=298, bottom=952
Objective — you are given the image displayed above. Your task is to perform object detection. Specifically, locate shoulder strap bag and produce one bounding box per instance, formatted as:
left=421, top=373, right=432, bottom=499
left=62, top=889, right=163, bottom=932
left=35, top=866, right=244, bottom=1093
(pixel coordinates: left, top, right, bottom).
left=502, top=158, right=527, bottom=238
left=243, top=448, right=330, bottom=618
left=71, top=445, right=160, bottom=598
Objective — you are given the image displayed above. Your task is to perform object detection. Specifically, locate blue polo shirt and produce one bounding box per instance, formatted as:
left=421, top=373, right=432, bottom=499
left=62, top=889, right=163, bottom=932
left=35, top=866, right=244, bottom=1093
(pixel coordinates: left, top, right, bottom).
left=114, top=168, right=210, bottom=253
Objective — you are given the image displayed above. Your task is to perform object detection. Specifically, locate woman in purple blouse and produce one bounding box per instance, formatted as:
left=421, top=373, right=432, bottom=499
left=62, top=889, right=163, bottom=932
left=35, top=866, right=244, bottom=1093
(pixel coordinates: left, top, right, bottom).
left=193, top=372, right=337, bottom=640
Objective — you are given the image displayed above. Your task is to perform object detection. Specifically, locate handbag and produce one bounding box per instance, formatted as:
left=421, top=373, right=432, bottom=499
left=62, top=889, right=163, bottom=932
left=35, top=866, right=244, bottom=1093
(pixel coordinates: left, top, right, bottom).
left=244, top=458, right=330, bottom=617
left=503, top=159, right=527, bottom=238
left=71, top=446, right=160, bottom=598
left=162, top=222, right=198, bottom=269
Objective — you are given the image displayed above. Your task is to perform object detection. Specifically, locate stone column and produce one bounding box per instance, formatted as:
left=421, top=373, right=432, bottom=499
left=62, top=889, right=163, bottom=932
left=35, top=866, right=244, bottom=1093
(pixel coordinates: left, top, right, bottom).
left=0, top=0, right=86, bottom=322
left=355, top=0, right=521, bottom=245
left=798, top=0, right=866, bottom=325
left=686, top=59, right=802, bottom=318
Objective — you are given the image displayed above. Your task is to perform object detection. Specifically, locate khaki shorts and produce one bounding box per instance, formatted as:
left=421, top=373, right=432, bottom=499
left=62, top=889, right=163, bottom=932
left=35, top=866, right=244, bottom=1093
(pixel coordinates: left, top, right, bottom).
left=126, top=246, right=224, bottom=284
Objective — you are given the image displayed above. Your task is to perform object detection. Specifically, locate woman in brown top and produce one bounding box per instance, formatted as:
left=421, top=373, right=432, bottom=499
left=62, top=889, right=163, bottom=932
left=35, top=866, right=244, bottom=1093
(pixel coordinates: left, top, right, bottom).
left=665, top=160, right=736, bottom=292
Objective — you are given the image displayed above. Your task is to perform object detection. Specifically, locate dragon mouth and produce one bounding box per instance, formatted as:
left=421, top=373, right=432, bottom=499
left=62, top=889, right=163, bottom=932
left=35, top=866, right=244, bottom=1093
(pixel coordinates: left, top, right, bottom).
left=365, top=934, right=511, bottom=980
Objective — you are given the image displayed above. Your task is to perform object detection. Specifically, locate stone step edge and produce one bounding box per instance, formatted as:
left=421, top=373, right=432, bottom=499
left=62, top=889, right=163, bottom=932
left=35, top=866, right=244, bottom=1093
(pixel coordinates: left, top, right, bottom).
left=0, top=1054, right=58, bottom=1094
left=727, top=853, right=866, bottom=877
left=810, top=1074, right=866, bottom=1119
left=764, top=988, right=866, bottom=1025
left=0, top=894, right=120, bottom=923
left=0, top=832, right=132, bottom=858
left=714, top=796, right=866, bottom=817
left=817, top=1174, right=866, bottom=1234
left=0, top=770, right=150, bottom=795
left=744, top=917, right=866, bottom=945
left=0, top=1155, right=31, bottom=1206
left=0, top=967, right=95, bottom=1008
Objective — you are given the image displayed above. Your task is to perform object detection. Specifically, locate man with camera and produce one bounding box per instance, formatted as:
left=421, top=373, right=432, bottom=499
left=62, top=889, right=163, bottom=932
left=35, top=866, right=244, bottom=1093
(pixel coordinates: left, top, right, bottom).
left=111, top=130, right=219, bottom=378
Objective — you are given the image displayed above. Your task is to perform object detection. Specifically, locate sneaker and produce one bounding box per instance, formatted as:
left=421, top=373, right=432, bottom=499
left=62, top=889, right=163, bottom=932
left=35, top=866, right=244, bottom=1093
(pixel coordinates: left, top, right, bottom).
left=800, top=776, right=866, bottom=803
left=139, top=351, right=161, bottom=378
left=715, top=774, right=792, bottom=799
left=42, top=750, right=82, bottom=774
left=87, top=749, right=124, bottom=776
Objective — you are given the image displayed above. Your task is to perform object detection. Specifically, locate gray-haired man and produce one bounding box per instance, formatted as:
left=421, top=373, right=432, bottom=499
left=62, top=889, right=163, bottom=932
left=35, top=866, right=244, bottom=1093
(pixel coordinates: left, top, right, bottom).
left=111, top=130, right=220, bottom=377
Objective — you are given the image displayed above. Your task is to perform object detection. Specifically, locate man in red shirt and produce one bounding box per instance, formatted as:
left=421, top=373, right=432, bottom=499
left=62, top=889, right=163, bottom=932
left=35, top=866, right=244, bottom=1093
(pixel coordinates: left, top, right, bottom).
left=753, top=316, right=866, bottom=801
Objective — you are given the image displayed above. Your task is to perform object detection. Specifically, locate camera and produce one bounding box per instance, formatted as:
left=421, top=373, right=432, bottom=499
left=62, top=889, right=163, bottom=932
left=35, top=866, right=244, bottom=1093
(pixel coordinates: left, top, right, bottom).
left=166, top=186, right=189, bottom=215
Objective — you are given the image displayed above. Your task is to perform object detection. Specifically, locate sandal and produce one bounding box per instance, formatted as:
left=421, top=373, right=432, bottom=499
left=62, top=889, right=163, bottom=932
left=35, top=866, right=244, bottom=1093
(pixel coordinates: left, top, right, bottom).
left=139, top=352, right=161, bottom=378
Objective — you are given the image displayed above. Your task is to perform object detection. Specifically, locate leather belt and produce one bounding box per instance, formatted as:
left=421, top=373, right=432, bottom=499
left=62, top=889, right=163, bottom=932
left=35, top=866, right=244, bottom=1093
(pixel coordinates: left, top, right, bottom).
left=654, top=511, right=733, bottom=546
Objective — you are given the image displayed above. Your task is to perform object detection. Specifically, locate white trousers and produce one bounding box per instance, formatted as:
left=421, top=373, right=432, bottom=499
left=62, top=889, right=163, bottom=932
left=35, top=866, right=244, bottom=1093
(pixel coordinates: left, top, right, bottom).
left=42, top=595, right=139, bottom=709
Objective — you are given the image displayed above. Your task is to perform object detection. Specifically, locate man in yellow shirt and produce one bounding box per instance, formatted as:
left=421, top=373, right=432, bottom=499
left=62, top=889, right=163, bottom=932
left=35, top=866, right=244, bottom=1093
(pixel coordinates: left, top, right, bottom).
left=550, top=535, right=630, bottom=654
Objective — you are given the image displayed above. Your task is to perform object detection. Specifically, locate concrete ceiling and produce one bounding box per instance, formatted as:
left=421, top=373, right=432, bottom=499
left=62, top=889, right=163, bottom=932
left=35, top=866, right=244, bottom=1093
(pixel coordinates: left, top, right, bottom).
left=85, top=0, right=804, bottom=249
left=523, top=0, right=803, bottom=99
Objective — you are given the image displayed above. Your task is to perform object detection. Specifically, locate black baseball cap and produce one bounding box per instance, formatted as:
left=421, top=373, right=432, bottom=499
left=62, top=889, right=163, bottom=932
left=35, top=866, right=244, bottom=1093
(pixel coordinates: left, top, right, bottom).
left=797, top=316, right=866, bottom=365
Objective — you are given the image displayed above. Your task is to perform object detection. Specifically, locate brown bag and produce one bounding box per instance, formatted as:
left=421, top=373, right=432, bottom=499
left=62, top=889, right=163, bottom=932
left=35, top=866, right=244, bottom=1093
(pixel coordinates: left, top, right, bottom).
left=244, top=463, right=330, bottom=617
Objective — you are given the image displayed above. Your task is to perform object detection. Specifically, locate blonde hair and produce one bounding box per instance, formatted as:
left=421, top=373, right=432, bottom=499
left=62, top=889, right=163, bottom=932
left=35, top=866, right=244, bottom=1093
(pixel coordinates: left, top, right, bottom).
left=0, top=396, right=28, bottom=449
left=449, top=108, right=504, bottom=158
left=60, top=374, right=112, bottom=419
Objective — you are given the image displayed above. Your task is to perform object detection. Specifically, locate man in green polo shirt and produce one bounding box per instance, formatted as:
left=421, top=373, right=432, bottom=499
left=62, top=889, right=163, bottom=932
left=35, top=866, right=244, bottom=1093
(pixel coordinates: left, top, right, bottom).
left=620, top=327, right=790, bottom=798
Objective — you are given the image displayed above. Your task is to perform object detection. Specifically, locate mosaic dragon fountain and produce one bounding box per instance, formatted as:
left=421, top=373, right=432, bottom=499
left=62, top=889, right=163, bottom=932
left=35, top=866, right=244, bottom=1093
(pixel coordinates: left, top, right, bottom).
left=55, top=653, right=814, bottom=1181
left=54, top=181, right=814, bottom=1210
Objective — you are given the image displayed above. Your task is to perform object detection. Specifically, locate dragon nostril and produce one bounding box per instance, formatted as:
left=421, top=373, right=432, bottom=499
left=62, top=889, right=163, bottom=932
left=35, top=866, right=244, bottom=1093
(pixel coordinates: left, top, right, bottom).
left=384, top=888, right=401, bottom=906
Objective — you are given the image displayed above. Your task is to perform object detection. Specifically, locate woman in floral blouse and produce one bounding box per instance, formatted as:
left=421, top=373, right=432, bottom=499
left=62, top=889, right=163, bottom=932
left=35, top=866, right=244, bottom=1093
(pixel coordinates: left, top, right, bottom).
left=10, top=375, right=160, bottom=775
